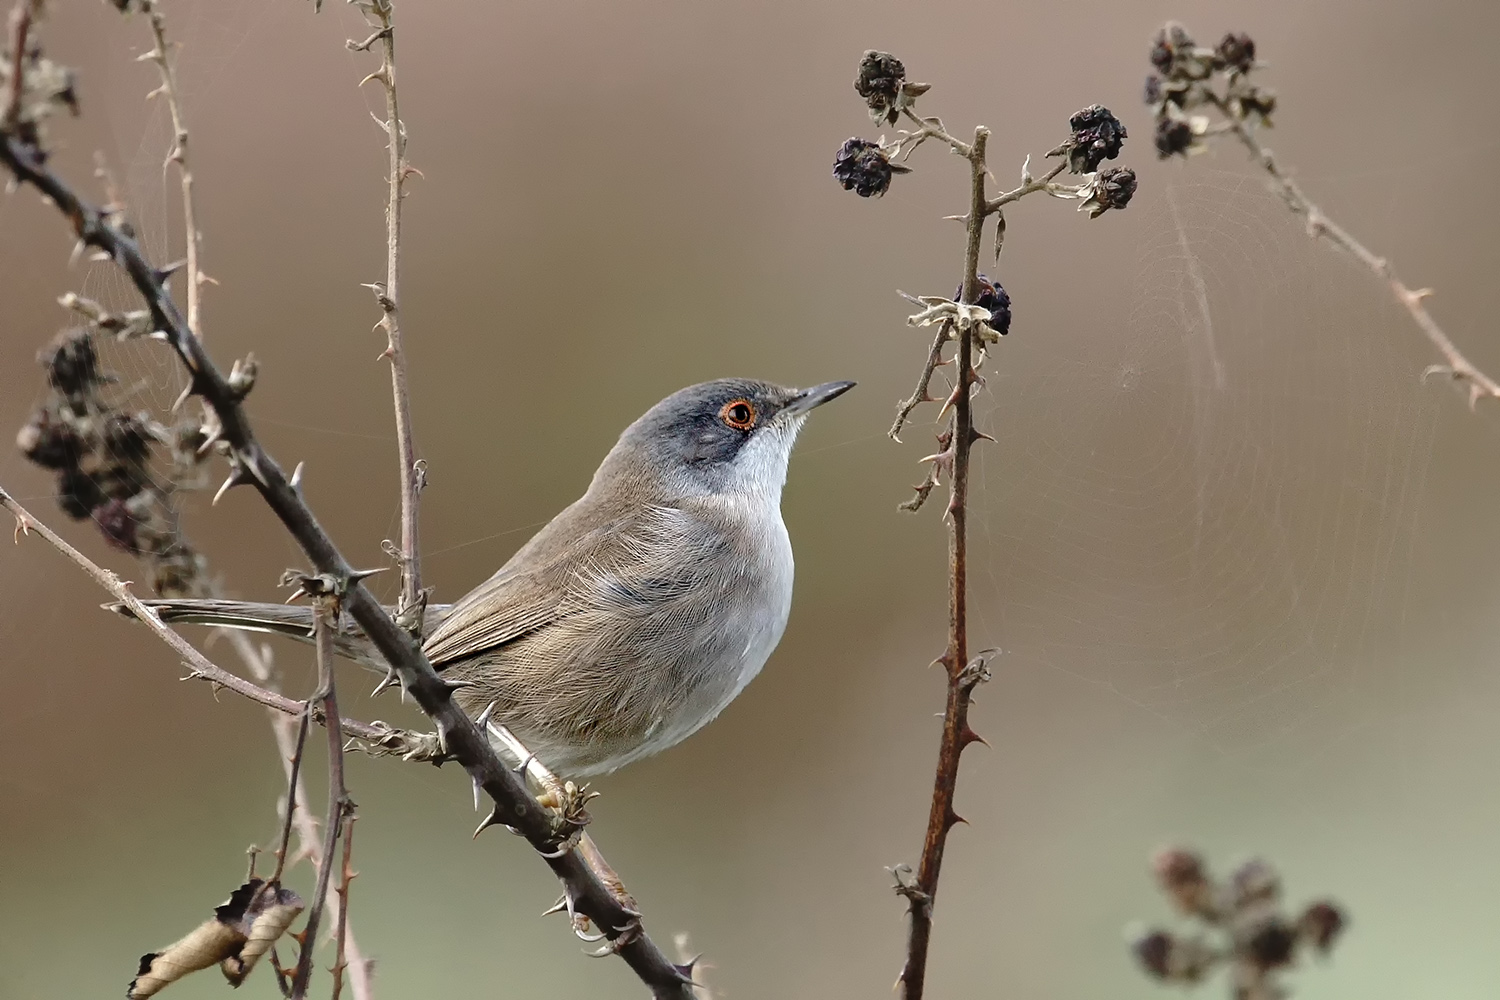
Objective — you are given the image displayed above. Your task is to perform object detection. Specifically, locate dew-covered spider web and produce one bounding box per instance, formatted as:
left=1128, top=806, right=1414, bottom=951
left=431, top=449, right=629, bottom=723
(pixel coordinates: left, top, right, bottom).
left=962, top=161, right=1454, bottom=764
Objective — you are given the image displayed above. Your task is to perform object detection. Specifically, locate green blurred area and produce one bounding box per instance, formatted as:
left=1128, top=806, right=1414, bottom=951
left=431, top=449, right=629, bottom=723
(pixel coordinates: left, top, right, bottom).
left=4, top=0, right=1500, bottom=997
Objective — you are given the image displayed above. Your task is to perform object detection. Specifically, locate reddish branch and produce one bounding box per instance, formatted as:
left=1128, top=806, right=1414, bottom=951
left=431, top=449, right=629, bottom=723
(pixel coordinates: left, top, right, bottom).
left=893, top=126, right=996, bottom=1000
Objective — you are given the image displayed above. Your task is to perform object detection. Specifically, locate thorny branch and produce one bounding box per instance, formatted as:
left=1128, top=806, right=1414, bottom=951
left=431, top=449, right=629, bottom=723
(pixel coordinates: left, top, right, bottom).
left=893, top=124, right=993, bottom=1000
left=136, top=0, right=206, bottom=338
left=1214, top=102, right=1500, bottom=405
left=347, top=0, right=425, bottom=634
left=0, top=9, right=694, bottom=996
left=1150, top=21, right=1500, bottom=407
left=837, top=51, right=1136, bottom=1000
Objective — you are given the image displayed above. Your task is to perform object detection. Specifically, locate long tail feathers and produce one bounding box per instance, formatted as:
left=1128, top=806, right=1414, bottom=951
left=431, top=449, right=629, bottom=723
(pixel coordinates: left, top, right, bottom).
left=106, top=598, right=450, bottom=669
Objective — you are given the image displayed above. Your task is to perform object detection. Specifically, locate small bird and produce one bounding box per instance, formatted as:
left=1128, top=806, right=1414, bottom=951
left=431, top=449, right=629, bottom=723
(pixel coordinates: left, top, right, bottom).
left=130, top=378, right=854, bottom=777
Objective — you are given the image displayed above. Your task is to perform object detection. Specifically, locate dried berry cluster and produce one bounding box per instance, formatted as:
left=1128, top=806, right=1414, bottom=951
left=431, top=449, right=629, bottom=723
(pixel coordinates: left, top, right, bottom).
left=853, top=48, right=930, bottom=127
left=1049, top=104, right=1137, bottom=219
left=16, top=329, right=206, bottom=595
left=1146, top=23, right=1277, bottom=158
left=1132, top=848, right=1346, bottom=999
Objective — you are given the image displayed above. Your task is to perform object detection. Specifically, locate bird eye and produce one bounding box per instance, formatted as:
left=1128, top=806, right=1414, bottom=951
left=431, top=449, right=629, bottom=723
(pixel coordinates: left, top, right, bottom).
left=720, top=399, right=756, bottom=430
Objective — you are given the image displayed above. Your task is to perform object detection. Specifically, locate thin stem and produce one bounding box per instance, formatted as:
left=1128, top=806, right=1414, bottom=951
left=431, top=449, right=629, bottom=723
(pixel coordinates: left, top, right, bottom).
left=1, top=0, right=32, bottom=128
left=354, top=0, right=423, bottom=627
left=1207, top=92, right=1500, bottom=406
left=138, top=0, right=204, bottom=337
left=1, top=57, right=693, bottom=998
left=329, top=811, right=357, bottom=1000
left=268, top=708, right=313, bottom=887
left=897, top=126, right=992, bottom=1000
left=291, top=600, right=351, bottom=999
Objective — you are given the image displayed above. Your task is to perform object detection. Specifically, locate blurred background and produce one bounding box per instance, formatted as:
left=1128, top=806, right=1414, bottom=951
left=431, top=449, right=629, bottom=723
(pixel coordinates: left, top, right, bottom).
left=3, top=0, right=1499, bottom=997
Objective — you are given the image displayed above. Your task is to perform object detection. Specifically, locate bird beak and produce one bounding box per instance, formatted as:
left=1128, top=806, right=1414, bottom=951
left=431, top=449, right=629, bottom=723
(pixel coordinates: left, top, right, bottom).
left=785, top=380, right=856, bottom=415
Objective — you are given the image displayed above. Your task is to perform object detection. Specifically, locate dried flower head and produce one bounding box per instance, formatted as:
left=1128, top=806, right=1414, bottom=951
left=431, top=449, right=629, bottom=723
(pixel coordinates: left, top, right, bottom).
left=16, top=408, right=82, bottom=469
left=956, top=274, right=1011, bottom=338
left=833, top=137, right=908, bottom=198
left=1240, top=913, right=1298, bottom=971
left=1061, top=104, right=1127, bottom=174
left=1080, top=166, right=1137, bottom=218
left=40, top=329, right=103, bottom=397
left=1154, top=117, right=1196, bottom=158
left=1132, top=849, right=1349, bottom=999
left=853, top=49, right=930, bottom=126
left=1151, top=23, right=1215, bottom=81
left=1297, top=901, right=1346, bottom=952
left=1215, top=31, right=1257, bottom=73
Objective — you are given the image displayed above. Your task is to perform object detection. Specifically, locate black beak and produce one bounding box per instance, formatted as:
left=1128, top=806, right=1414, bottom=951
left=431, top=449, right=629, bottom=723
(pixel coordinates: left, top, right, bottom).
left=785, top=380, right=856, bottom=415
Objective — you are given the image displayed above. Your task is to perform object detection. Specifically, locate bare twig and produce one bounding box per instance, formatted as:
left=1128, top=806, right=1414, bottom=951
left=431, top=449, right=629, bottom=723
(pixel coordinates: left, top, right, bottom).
left=0, top=28, right=693, bottom=995
left=267, top=707, right=312, bottom=888
left=0, top=0, right=31, bottom=128
left=329, top=809, right=358, bottom=1000
left=136, top=0, right=206, bottom=336
left=348, top=0, right=423, bottom=631
left=893, top=126, right=994, bottom=1000
left=1205, top=93, right=1500, bottom=406
left=291, top=597, right=353, bottom=999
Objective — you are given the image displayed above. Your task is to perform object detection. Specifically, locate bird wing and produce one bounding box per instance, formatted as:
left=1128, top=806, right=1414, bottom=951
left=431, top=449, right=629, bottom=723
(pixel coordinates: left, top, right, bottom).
left=420, top=502, right=708, bottom=669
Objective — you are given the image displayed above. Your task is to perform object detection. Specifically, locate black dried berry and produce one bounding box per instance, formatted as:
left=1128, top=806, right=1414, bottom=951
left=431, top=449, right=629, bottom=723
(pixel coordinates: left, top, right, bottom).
left=93, top=497, right=141, bottom=554
left=1065, top=104, right=1127, bottom=173
left=855, top=50, right=906, bottom=125
left=57, top=467, right=107, bottom=520
left=1215, top=31, right=1256, bottom=72
left=1155, top=117, right=1195, bottom=158
left=1243, top=916, right=1297, bottom=970
left=17, top=408, right=82, bottom=469
left=39, top=329, right=100, bottom=396
left=1134, top=931, right=1174, bottom=979
left=957, top=274, right=1011, bottom=336
left=102, top=412, right=153, bottom=465
left=1298, top=901, right=1346, bottom=952
left=833, top=138, right=898, bottom=198
left=1144, top=75, right=1163, bottom=106
left=1088, top=167, right=1137, bottom=217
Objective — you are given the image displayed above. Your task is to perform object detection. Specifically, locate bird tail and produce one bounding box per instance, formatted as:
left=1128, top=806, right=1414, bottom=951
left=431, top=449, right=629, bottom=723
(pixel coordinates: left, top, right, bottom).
left=106, top=598, right=447, bottom=669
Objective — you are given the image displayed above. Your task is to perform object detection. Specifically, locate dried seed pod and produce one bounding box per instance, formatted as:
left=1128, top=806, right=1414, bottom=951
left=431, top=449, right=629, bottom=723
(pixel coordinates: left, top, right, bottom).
left=1215, top=31, right=1257, bottom=73
left=1081, top=167, right=1138, bottom=218
left=832, top=138, right=906, bottom=198
left=1297, top=900, right=1346, bottom=952
left=38, top=329, right=101, bottom=396
left=955, top=274, right=1011, bottom=337
left=1155, top=117, right=1196, bottom=158
left=1064, top=104, right=1128, bottom=174
left=16, top=406, right=82, bottom=469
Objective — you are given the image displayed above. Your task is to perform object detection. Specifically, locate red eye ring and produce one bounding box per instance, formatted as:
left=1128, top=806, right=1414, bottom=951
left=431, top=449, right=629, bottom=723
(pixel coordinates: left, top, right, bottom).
left=720, top=399, right=756, bottom=430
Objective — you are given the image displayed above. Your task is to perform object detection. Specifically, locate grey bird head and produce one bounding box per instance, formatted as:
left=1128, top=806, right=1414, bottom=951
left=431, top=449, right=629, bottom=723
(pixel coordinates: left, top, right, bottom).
left=594, top=378, right=856, bottom=501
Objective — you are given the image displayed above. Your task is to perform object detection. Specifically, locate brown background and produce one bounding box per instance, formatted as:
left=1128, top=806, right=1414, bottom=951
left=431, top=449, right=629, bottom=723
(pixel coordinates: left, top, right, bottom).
left=3, top=0, right=1500, bottom=997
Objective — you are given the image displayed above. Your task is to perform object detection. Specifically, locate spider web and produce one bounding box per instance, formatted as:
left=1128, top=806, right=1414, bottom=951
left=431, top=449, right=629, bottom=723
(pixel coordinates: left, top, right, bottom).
left=964, top=162, right=1445, bottom=763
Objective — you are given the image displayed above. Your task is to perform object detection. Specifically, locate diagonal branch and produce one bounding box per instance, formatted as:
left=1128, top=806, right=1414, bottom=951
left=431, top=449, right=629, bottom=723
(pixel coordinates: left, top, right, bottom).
left=1205, top=93, right=1500, bottom=406
left=0, top=55, right=693, bottom=1000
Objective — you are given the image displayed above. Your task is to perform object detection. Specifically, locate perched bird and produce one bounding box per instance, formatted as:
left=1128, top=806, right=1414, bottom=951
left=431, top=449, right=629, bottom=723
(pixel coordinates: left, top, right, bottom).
left=128, top=378, right=854, bottom=777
